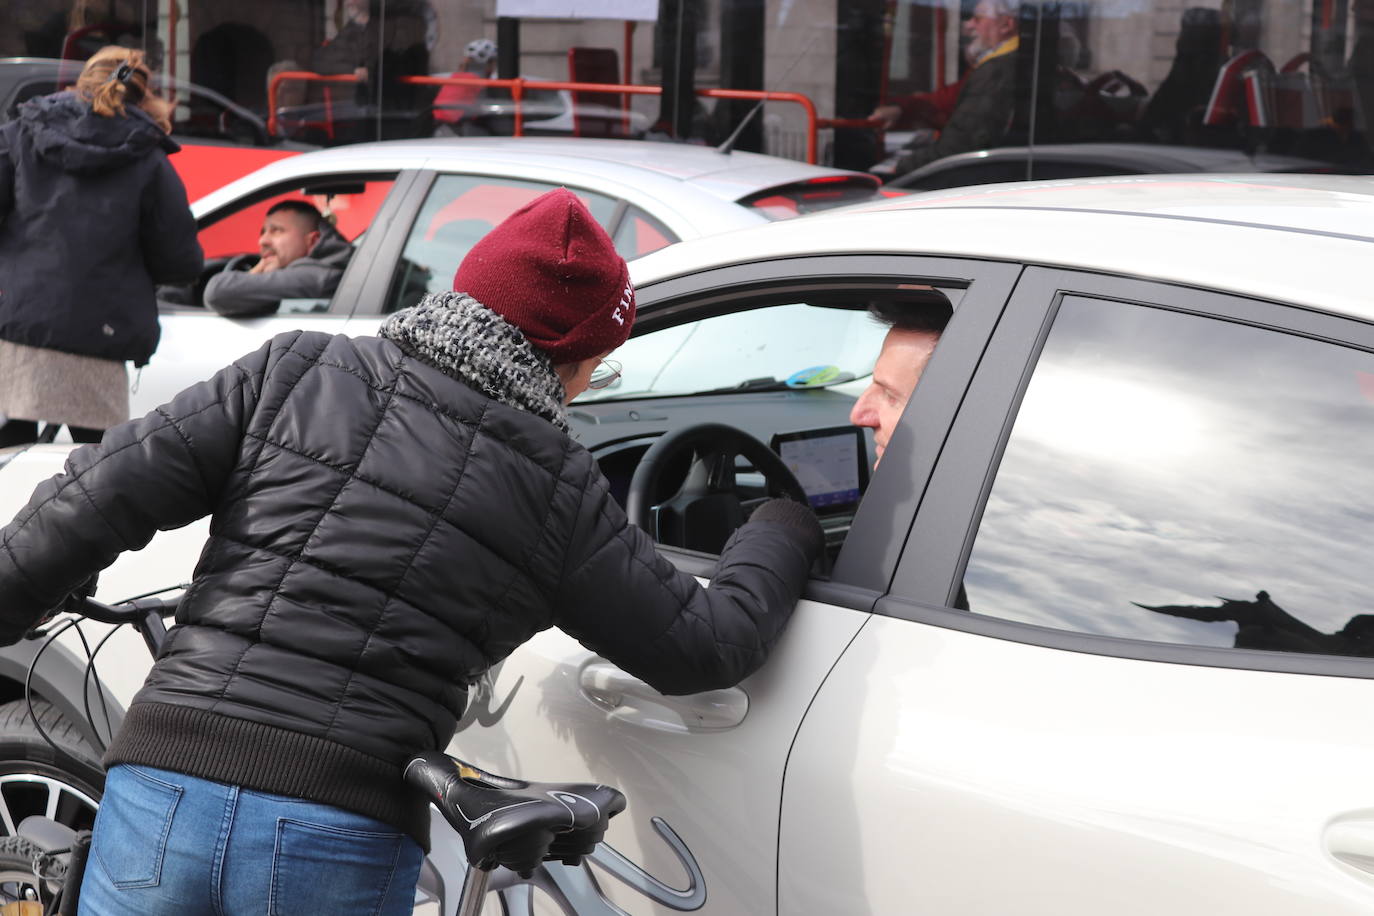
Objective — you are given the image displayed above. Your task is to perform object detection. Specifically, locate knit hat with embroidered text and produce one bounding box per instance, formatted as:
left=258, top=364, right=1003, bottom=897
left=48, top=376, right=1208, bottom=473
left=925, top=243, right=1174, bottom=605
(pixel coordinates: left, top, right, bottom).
left=451, top=188, right=636, bottom=363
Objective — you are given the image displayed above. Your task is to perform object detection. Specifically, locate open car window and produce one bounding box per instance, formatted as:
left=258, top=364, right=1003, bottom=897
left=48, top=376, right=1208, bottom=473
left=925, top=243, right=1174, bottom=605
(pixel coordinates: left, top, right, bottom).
left=196, top=175, right=395, bottom=260
left=574, top=291, right=964, bottom=403
left=167, top=173, right=396, bottom=313
left=573, top=284, right=964, bottom=567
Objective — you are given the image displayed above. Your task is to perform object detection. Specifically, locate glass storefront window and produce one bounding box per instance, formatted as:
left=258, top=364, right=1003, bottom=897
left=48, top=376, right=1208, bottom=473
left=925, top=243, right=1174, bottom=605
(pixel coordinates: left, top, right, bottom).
left=5, top=0, right=1372, bottom=200
left=872, top=0, right=1374, bottom=185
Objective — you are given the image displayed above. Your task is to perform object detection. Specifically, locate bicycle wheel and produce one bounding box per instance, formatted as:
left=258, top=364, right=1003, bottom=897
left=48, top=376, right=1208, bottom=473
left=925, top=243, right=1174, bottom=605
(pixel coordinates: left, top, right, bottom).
left=0, top=833, right=64, bottom=911
left=0, top=699, right=102, bottom=839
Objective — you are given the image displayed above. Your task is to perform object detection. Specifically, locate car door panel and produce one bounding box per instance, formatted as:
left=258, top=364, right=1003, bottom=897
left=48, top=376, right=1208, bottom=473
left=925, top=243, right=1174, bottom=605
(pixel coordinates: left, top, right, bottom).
left=780, top=610, right=1374, bottom=914
left=778, top=266, right=1374, bottom=912
left=451, top=595, right=870, bottom=915
left=443, top=256, right=1021, bottom=912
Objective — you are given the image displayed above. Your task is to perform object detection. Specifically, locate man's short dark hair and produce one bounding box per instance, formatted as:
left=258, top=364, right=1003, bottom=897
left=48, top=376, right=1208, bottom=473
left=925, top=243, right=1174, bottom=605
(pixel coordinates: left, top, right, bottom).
left=868, top=290, right=953, bottom=334
left=266, top=200, right=324, bottom=231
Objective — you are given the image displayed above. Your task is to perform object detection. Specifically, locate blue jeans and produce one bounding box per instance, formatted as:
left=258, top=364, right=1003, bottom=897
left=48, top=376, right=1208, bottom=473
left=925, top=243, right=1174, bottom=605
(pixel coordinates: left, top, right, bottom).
left=78, top=764, right=423, bottom=915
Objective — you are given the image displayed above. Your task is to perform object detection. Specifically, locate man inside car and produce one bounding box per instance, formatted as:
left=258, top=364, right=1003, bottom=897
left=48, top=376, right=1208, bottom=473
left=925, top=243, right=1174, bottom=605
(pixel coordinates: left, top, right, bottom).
left=848, top=295, right=952, bottom=468
left=850, top=294, right=969, bottom=610
left=203, top=200, right=352, bottom=316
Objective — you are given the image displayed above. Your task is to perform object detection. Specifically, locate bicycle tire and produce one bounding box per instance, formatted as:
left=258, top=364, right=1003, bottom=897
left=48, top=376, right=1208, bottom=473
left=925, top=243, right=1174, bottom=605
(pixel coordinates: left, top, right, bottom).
left=0, top=698, right=103, bottom=843
left=0, top=699, right=103, bottom=781
left=0, top=833, right=64, bottom=910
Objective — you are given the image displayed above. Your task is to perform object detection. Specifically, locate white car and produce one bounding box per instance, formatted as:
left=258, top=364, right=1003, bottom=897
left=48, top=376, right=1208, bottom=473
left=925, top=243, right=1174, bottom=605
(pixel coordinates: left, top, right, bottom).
left=4, top=175, right=1374, bottom=914
left=138, top=135, right=886, bottom=417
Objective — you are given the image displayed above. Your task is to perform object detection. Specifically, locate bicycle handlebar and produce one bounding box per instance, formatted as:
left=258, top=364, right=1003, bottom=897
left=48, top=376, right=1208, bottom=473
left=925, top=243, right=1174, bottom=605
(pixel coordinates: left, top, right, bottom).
left=77, top=596, right=178, bottom=626
left=73, top=596, right=178, bottom=656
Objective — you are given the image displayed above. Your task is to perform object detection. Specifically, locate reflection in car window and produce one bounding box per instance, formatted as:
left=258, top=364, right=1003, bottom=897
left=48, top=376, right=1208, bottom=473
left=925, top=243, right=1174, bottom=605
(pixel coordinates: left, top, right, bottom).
left=386, top=175, right=617, bottom=313
left=611, top=205, right=676, bottom=259
left=964, top=296, right=1374, bottom=659
left=574, top=303, right=892, bottom=402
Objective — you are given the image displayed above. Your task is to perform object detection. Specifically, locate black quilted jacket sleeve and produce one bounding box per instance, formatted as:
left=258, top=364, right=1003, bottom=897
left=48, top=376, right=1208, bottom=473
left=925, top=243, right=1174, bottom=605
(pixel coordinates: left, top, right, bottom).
left=553, top=458, right=818, bottom=696
left=0, top=335, right=287, bottom=644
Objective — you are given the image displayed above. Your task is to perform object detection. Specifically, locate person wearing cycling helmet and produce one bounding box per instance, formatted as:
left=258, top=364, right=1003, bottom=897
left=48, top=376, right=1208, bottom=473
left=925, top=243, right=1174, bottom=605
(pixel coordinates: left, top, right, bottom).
left=464, top=37, right=499, bottom=74
left=433, top=36, right=499, bottom=134
left=0, top=188, right=823, bottom=915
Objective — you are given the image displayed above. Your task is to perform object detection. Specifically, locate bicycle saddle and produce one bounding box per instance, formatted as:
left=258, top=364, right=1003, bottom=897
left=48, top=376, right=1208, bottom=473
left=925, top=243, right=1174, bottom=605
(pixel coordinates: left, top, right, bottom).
left=404, top=752, right=626, bottom=877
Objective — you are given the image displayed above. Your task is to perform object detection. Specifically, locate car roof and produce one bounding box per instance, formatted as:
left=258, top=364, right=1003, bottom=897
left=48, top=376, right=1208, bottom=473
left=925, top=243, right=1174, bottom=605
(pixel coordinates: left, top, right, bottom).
left=192, top=136, right=877, bottom=238
left=630, top=174, right=1374, bottom=322
left=897, top=142, right=1330, bottom=184
left=197, top=136, right=865, bottom=205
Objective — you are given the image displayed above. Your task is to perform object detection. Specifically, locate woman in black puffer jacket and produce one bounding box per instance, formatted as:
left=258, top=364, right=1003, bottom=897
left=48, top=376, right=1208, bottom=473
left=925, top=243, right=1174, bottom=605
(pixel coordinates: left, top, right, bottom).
left=0, top=189, right=822, bottom=915
left=0, top=46, right=203, bottom=447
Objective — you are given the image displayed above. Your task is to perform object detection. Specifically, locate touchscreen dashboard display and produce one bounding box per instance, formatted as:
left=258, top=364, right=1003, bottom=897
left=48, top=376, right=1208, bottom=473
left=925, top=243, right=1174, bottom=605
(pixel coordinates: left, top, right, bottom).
left=771, top=427, right=868, bottom=514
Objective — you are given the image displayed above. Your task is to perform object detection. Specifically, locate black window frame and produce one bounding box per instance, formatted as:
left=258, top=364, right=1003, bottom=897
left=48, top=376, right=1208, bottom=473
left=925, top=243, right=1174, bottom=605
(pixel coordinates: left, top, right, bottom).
left=367, top=169, right=645, bottom=316
left=884, top=265, right=1374, bottom=679
left=178, top=168, right=418, bottom=319
left=630, top=254, right=1022, bottom=603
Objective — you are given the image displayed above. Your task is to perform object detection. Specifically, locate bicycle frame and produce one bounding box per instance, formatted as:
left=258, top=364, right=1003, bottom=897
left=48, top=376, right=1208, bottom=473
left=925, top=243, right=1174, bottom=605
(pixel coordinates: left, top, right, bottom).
left=19, top=596, right=633, bottom=916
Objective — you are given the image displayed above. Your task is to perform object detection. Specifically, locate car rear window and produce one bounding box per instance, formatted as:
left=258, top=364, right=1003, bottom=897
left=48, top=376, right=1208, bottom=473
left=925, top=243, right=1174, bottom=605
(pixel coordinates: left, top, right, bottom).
left=738, top=176, right=886, bottom=220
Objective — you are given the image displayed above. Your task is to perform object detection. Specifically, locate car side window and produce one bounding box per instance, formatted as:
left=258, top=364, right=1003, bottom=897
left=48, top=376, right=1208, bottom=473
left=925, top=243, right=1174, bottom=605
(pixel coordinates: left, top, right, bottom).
left=611, top=205, right=676, bottom=260
left=386, top=175, right=618, bottom=314
left=177, top=175, right=396, bottom=311
left=573, top=302, right=891, bottom=403
left=963, top=294, right=1374, bottom=660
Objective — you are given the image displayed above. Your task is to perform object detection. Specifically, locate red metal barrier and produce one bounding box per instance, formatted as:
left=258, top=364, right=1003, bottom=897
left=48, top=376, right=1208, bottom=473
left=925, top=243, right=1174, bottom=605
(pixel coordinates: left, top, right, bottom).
left=268, top=71, right=830, bottom=163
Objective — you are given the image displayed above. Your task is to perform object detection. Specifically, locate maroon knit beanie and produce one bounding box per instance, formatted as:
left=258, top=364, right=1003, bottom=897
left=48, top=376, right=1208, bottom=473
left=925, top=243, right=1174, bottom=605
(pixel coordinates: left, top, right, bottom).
left=452, top=188, right=636, bottom=363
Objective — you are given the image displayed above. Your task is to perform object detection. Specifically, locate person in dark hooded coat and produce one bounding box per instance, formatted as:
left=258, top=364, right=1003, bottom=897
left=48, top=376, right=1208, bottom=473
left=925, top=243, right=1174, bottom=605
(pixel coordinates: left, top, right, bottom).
left=0, top=46, right=203, bottom=447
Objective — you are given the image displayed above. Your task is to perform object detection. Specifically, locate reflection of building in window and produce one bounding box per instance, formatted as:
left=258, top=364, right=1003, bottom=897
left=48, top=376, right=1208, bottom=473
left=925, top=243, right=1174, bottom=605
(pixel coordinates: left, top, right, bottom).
left=1137, top=591, right=1374, bottom=657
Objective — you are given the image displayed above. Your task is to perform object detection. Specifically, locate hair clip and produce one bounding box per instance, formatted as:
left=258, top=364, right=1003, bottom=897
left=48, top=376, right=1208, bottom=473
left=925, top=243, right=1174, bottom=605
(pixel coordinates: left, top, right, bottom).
left=113, top=62, right=135, bottom=84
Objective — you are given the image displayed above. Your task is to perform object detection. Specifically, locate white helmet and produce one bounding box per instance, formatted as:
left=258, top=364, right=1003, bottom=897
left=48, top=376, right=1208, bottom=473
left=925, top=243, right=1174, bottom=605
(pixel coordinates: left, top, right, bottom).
left=465, top=38, right=497, bottom=64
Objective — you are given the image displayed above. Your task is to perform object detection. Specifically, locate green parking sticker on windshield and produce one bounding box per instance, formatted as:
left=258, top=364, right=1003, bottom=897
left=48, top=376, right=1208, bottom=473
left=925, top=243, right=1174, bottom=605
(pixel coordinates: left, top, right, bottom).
left=786, top=365, right=841, bottom=388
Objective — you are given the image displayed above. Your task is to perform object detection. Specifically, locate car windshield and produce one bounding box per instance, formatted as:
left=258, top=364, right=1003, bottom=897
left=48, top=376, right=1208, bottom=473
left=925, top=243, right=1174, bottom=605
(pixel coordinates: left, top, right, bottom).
left=573, top=301, right=906, bottom=402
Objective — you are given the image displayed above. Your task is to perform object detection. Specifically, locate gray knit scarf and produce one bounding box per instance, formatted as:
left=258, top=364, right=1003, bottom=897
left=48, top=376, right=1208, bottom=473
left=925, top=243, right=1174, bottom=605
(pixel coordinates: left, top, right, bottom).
left=379, top=292, right=569, bottom=432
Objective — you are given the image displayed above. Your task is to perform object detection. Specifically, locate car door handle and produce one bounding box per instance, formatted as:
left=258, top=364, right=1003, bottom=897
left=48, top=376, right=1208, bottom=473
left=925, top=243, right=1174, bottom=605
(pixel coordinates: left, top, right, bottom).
left=578, top=662, right=749, bottom=732
left=1326, top=819, right=1374, bottom=875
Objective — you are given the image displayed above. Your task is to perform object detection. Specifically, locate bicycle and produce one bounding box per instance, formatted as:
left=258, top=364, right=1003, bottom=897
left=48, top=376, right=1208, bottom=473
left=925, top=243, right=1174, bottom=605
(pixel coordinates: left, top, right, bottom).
left=0, top=594, right=626, bottom=916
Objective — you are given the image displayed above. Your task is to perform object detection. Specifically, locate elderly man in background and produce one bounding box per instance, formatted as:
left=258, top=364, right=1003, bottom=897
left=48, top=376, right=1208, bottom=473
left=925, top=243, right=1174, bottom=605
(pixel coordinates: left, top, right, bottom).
left=874, top=0, right=1021, bottom=176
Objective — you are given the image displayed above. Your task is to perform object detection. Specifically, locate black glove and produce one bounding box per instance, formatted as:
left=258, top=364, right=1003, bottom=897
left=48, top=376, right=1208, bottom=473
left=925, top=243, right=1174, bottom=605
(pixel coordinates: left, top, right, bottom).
left=749, top=497, right=825, bottom=559
left=22, top=573, right=99, bottom=641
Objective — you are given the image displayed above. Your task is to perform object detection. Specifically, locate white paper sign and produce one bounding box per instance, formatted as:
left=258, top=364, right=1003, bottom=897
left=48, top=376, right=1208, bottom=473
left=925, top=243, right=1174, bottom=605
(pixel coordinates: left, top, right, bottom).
left=496, top=0, right=658, bottom=21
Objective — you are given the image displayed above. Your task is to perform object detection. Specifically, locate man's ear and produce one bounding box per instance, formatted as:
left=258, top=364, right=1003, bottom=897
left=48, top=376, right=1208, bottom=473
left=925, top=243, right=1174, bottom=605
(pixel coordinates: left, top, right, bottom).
left=553, top=356, right=594, bottom=389
left=307, top=229, right=322, bottom=251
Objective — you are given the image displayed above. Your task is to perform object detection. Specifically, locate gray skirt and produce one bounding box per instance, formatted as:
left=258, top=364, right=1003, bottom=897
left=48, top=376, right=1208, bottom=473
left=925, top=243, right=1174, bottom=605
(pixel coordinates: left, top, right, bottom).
left=0, top=340, right=129, bottom=430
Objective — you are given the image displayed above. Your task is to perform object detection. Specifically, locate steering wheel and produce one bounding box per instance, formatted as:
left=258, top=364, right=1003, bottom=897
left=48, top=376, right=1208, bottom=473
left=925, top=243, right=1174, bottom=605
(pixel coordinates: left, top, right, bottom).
left=626, top=423, right=810, bottom=555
